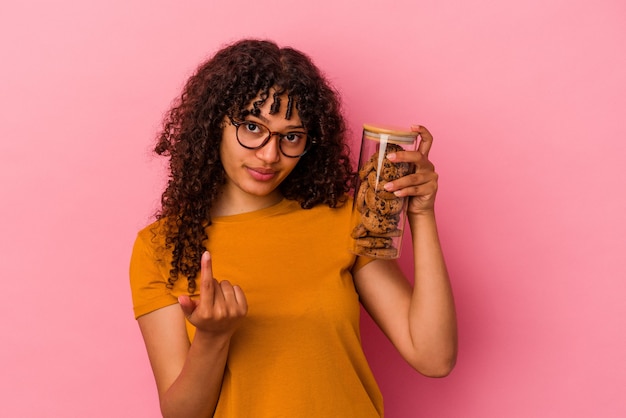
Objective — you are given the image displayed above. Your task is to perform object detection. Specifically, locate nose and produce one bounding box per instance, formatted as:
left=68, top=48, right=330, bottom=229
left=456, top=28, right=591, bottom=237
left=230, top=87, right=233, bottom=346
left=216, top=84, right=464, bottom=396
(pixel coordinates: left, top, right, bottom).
left=255, top=133, right=281, bottom=163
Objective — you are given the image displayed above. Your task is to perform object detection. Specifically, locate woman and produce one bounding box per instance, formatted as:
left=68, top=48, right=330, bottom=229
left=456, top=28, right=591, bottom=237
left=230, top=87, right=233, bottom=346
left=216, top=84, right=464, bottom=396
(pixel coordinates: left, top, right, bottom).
left=130, top=38, right=457, bottom=417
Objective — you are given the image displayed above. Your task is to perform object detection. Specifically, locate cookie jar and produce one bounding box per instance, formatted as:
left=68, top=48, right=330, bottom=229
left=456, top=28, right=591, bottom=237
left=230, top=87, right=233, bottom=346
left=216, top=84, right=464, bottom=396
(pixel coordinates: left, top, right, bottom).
left=349, top=124, right=419, bottom=259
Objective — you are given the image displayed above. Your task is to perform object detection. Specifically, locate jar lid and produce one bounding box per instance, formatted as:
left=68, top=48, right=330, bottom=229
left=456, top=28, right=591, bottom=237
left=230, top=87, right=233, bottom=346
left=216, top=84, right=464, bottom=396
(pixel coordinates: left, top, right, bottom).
left=363, top=123, right=418, bottom=144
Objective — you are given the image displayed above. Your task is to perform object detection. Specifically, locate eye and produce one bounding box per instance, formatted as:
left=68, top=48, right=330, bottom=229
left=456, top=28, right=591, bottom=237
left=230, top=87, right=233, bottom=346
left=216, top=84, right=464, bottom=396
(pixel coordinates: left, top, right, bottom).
left=283, top=132, right=306, bottom=143
left=243, top=122, right=263, bottom=135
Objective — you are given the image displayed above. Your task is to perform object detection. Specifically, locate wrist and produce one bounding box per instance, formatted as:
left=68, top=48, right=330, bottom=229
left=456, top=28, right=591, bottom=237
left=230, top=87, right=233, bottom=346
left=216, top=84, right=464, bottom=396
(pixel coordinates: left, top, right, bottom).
left=407, top=209, right=436, bottom=222
left=193, top=328, right=234, bottom=348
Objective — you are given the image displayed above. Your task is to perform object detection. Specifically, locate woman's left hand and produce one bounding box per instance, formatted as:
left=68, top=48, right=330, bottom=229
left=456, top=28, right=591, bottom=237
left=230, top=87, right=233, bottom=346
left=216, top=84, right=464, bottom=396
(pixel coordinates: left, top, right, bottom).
left=384, top=125, right=438, bottom=215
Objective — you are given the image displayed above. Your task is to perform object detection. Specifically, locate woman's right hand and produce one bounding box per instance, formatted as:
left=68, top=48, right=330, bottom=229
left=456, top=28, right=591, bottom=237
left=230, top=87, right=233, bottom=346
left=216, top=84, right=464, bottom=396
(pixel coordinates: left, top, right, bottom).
left=178, top=251, right=248, bottom=337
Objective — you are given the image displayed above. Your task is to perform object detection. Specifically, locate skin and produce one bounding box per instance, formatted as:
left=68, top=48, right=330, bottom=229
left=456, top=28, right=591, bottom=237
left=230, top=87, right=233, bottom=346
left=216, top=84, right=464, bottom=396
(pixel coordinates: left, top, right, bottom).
left=138, top=97, right=457, bottom=417
left=210, top=96, right=304, bottom=217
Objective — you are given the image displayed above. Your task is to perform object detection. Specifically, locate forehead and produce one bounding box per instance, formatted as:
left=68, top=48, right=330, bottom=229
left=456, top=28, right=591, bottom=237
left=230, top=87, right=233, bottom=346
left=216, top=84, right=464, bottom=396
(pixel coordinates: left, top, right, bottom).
left=243, top=89, right=301, bottom=122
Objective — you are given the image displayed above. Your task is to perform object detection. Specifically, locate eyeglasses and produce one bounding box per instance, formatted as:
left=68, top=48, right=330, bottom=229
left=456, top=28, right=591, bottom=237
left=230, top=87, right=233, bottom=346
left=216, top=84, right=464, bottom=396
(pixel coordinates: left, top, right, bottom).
left=229, top=117, right=312, bottom=158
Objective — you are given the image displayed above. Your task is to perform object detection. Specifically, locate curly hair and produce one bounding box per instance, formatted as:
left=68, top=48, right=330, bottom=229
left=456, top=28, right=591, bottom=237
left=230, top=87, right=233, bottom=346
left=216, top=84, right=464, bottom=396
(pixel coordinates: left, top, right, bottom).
left=154, top=39, right=355, bottom=293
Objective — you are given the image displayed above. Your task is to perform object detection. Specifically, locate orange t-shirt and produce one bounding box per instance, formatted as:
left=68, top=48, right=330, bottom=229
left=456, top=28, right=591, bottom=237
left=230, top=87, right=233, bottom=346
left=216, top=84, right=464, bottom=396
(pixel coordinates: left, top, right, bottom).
left=129, top=198, right=383, bottom=417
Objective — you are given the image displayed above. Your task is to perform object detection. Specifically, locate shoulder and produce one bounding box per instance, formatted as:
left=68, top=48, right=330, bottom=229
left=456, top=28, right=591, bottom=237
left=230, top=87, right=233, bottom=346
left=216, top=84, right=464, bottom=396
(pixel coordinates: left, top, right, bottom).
left=136, top=217, right=166, bottom=239
left=131, top=218, right=171, bottom=274
left=134, top=218, right=168, bottom=251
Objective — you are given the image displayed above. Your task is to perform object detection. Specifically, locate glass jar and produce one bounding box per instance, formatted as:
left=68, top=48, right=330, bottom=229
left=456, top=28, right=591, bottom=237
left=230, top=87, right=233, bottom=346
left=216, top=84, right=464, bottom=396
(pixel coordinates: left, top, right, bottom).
left=350, top=124, right=418, bottom=259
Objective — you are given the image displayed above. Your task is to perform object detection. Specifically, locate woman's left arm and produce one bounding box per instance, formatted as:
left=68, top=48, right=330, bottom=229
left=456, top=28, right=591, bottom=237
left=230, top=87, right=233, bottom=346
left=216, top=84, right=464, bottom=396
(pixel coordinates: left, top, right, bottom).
left=353, top=125, right=457, bottom=377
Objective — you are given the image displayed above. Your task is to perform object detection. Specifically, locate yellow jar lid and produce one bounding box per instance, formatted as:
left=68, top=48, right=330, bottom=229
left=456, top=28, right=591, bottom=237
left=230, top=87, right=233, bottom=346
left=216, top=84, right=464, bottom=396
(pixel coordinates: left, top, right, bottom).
left=363, top=123, right=417, bottom=144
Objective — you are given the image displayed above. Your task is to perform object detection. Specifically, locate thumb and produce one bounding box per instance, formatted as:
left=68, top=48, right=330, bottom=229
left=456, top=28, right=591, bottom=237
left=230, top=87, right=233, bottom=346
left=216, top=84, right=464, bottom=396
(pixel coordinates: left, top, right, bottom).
left=178, top=295, right=197, bottom=318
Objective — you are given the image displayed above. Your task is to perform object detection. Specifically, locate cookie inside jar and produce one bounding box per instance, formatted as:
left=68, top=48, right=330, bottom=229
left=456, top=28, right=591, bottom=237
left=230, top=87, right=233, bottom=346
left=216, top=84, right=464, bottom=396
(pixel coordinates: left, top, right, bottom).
left=350, top=124, right=418, bottom=259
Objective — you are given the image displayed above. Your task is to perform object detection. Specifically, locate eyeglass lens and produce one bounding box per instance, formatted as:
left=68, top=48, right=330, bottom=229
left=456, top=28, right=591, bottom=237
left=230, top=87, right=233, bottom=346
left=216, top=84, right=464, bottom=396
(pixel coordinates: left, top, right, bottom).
left=235, top=120, right=309, bottom=157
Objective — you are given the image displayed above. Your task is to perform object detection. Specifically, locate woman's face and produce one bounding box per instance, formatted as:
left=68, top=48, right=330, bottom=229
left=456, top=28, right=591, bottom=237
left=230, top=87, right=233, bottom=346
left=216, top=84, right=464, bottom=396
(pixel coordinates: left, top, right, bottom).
left=218, top=92, right=305, bottom=211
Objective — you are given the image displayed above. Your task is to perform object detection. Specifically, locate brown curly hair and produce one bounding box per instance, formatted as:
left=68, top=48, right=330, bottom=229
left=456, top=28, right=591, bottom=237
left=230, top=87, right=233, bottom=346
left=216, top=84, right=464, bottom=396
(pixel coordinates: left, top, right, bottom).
left=154, top=39, right=355, bottom=293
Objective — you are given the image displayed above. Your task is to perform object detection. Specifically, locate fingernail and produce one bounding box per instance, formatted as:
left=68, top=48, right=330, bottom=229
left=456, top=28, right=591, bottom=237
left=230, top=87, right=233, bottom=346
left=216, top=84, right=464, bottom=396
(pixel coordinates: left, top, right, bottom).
left=387, top=153, right=396, bottom=161
left=383, top=182, right=393, bottom=190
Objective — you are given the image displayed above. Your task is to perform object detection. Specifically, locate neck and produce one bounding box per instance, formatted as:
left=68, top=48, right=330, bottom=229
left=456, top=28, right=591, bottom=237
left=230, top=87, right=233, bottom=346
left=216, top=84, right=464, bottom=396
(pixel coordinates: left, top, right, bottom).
left=211, top=189, right=284, bottom=217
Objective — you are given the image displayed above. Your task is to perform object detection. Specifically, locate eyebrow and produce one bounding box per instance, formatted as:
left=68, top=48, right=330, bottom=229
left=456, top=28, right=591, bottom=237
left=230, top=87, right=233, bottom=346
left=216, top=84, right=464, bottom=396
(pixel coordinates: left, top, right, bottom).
left=247, top=114, right=305, bottom=131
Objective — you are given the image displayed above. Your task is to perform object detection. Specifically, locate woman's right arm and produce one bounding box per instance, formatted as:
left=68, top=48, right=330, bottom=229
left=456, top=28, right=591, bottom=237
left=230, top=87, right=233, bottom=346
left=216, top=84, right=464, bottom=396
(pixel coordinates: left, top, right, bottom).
left=137, top=251, right=248, bottom=418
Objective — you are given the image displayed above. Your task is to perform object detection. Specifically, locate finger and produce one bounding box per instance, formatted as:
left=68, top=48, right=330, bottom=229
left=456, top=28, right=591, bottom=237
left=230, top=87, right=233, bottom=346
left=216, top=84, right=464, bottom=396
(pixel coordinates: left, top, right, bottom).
left=199, top=251, right=216, bottom=306
left=385, top=171, right=438, bottom=196
left=219, top=281, right=248, bottom=312
left=178, top=295, right=198, bottom=318
left=216, top=280, right=235, bottom=305
left=412, top=125, right=434, bottom=157
left=384, top=158, right=434, bottom=188
left=393, top=181, right=438, bottom=198
left=215, top=280, right=247, bottom=317
left=233, top=285, right=248, bottom=313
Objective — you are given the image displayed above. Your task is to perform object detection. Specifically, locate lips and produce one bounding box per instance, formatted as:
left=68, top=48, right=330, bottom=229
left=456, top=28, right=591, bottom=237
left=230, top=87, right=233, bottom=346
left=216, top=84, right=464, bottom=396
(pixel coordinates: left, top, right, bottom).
left=247, top=166, right=277, bottom=181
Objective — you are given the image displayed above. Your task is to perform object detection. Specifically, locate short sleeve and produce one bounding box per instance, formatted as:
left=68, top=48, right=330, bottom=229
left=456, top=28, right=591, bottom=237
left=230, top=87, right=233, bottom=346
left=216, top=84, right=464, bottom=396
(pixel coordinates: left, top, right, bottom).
left=352, top=254, right=375, bottom=273
left=129, top=229, right=178, bottom=319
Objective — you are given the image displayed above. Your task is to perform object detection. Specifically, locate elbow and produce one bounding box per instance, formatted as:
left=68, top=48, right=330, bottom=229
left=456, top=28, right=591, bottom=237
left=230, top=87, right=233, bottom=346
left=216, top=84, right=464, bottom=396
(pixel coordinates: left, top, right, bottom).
left=407, top=348, right=457, bottom=378
left=415, top=357, right=456, bottom=378
left=160, top=399, right=178, bottom=418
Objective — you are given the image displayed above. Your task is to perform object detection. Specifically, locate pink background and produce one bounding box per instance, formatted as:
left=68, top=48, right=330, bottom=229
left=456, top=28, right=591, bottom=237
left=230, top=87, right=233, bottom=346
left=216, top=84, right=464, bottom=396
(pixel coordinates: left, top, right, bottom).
left=1, top=0, right=625, bottom=417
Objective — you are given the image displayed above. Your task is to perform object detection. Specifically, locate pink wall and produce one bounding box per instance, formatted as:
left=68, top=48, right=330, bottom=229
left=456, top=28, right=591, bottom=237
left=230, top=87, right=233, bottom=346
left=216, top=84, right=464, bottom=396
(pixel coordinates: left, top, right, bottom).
left=1, top=0, right=625, bottom=416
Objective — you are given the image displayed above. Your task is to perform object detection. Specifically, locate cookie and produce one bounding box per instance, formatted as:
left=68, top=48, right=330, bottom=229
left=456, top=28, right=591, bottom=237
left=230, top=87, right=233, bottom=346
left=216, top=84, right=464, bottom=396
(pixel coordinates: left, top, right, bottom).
left=368, top=228, right=403, bottom=238
left=367, top=171, right=396, bottom=200
left=355, top=181, right=369, bottom=213
left=379, top=158, right=401, bottom=181
left=365, top=187, right=403, bottom=215
left=379, top=144, right=413, bottom=178
left=355, top=236, right=393, bottom=249
left=395, top=161, right=412, bottom=177
left=365, top=151, right=399, bottom=180
left=351, top=223, right=368, bottom=239
left=361, top=210, right=400, bottom=234
left=381, top=143, right=404, bottom=154
left=358, top=159, right=376, bottom=180
left=365, top=246, right=399, bottom=259
left=354, top=245, right=399, bottom=259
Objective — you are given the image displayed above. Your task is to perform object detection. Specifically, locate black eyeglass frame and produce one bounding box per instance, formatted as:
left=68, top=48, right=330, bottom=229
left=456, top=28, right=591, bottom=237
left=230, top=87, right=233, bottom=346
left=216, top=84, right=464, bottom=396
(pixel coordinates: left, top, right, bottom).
left=228, top=116, right=314, bottom=158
